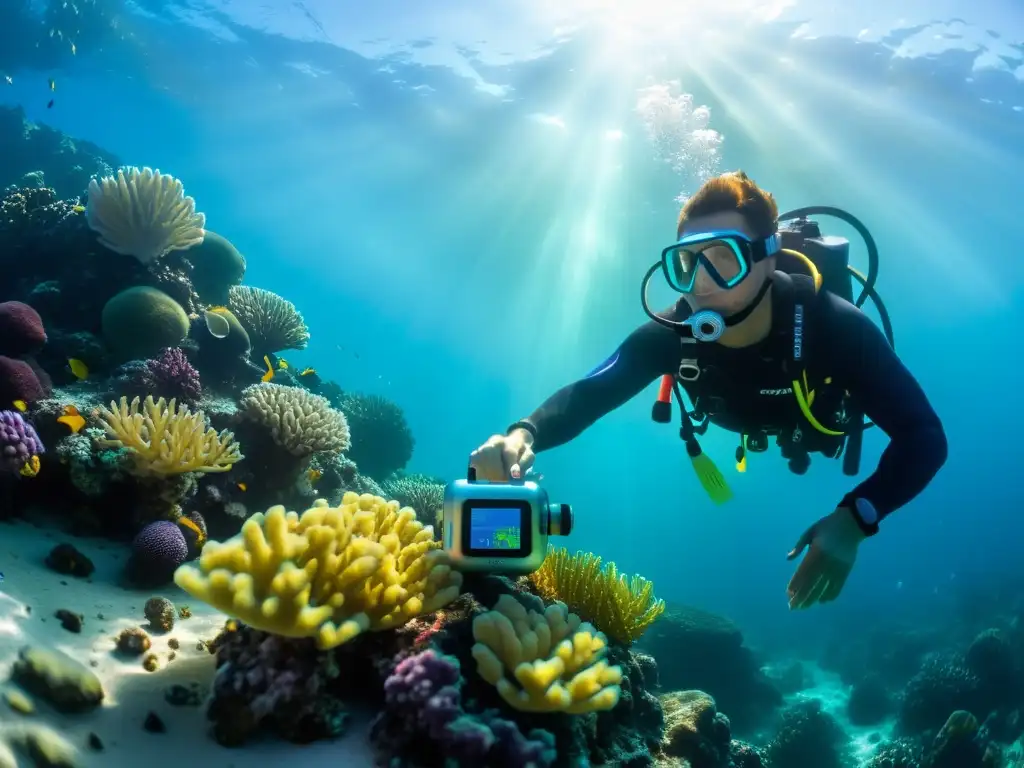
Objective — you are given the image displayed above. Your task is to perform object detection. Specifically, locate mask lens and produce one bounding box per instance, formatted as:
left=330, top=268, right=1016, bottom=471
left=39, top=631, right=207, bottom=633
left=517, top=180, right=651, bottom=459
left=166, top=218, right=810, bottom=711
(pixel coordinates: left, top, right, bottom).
left=662, top=238, right=746, bottom=292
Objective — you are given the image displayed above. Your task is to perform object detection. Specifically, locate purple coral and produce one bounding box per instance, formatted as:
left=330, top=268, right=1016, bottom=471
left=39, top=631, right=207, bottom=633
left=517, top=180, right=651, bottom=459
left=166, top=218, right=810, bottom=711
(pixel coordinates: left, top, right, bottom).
left=126, top=520, right=188, bottom=586
left=145, top=347, right=202, bottom=403
left=380, top=649, right=556, bottom=767
left=0, top=410, right=44, bottom=473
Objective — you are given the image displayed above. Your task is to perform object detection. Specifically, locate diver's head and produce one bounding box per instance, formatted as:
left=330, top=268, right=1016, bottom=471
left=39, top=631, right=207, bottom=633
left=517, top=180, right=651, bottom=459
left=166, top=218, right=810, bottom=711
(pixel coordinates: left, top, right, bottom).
left=668, top=171, right=779, bottom=316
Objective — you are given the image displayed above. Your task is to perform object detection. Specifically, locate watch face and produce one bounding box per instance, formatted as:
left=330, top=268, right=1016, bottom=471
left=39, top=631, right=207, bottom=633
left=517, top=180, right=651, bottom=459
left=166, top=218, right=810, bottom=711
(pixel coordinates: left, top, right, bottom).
left=855, top=498, right=878, bottom=524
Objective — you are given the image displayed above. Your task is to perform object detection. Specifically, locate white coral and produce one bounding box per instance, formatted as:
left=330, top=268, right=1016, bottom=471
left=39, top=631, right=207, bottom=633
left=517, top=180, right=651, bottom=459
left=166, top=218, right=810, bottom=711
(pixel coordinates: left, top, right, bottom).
left=86, top=166, right=206, bottom=265
left=240, top=383, right=351, bottom=457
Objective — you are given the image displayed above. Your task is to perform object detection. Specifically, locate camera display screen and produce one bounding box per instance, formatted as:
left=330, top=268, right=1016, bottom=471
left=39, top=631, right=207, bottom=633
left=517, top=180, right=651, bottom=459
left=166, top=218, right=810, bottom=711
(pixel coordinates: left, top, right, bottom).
left=462, top=500, right=531, bottom=557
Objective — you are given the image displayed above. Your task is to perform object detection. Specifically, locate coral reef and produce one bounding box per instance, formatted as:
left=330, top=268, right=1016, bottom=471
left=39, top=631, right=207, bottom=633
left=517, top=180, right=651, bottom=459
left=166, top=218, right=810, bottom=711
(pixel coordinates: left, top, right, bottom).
left=339, top=391, right=415, bottom=480
left=0, top=410, right=44, bottom=475
left=239, top=382, right=350, bottom=456
left=227, top=285, right=309, bottom=356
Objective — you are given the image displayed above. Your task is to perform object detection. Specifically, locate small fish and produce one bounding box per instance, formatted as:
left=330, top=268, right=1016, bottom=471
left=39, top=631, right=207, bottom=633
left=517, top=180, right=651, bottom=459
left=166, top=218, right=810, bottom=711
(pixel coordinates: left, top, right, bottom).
left=4, top=76, right=12, bottom=85
left=57, top=404, right=85, bottom=433
left=261, top=355, right=274, bottom=382
left=20, top=455, right=40, bottom=478
left=0, top=572, right=4, bottom=583
left=236, top=482, right=247, bottom=492
left=12, top=400, right=27, bottom=412
left=47, top=99, right=54, bottom=109
left=72, top=205, right=85, bottom=213
left=67, top=358, right=89, bottom=380
left=277, top=359, right=289, bottom=370
left=70, top=43, right=76, bottom=55
left=203, top=309, right=230, bottom=339
left=308, top=469, right=322, bottom=483
left=299, top=367, right=316, bottom=377
left=48, top=77, right=55, bottom=91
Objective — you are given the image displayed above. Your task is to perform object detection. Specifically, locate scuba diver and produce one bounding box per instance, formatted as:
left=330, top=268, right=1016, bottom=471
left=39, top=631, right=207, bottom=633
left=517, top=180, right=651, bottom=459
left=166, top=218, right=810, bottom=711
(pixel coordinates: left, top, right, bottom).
left=469, top=170, right=947, bottom=610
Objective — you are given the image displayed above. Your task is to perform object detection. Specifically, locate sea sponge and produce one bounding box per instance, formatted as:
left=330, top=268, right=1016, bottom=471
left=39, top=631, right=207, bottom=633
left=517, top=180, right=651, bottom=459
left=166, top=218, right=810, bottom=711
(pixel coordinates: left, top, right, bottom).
left=239, top=382, right=350, bottom=456
left=86, top=166, right=205, bottom=265
left=95, top=395, right=243, bottom=476
left=144, top=597, right=176, bottom=632
left=0, top=356, right=48, bottom=405
left=173, top=492, right=463, bottom=649
left=529, top=546, right=665, bottom=645
left=0, top=301, right=46, bottom=357
left=227, top=285, right=310, bottom=355
left=101, top=286, right=190, bottom=360
left=185, top=231, right=246, bottom=305
left=471, top=594, right=623, bottom=714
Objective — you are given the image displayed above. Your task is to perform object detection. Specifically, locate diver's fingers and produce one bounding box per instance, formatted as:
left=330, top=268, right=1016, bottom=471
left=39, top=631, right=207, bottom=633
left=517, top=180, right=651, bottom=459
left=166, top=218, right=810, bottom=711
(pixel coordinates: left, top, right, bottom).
left=786, top=549, right=820, bottom=608
left=802, top=572, right=831, bottom=608
left=517, top=447, right=536, bottom=475
left=470, top=437, right=509, bottom=481
left=819, top=564, right=851, bottom=603
left=501, top=441, right=524, bottom=480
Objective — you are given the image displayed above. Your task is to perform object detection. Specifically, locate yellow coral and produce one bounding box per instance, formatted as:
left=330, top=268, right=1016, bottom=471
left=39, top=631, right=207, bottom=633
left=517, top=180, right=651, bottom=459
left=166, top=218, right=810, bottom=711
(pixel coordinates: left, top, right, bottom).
left=471, top=594, right=622, bottom=714
left=528, top=546, right=665, bottom=645
left=96, top=396, right=242, bottom=476
left=173, top=492, right=463, bottom=649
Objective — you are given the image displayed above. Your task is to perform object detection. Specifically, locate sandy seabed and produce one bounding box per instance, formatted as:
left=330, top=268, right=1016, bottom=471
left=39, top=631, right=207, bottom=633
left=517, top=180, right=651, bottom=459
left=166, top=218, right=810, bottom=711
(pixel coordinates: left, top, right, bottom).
left=0, top=519, right=377, bottom=767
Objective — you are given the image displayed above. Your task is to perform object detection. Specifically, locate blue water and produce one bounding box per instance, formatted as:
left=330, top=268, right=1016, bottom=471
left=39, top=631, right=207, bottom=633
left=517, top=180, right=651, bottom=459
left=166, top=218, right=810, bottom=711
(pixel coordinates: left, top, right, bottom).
left=3, top=0, right=1023, bottom=657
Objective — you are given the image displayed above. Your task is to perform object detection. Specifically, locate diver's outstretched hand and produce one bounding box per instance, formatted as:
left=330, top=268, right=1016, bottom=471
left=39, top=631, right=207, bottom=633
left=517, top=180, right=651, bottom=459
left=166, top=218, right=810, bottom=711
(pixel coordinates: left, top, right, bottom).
left=786, top=507, right=866, bottom=610
left=469, top=430, right=535, bottom=482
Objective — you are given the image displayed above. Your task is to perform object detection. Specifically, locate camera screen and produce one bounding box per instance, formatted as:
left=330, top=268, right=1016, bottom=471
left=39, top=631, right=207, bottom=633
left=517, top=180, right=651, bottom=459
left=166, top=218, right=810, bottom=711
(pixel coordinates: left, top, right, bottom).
left=463, top=502, right=531, bottom=557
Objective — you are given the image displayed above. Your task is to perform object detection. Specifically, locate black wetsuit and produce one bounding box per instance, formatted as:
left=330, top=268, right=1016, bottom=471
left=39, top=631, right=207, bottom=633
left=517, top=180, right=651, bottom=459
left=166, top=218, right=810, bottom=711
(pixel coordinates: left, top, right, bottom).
left=516, top=273, right=947, bottom=523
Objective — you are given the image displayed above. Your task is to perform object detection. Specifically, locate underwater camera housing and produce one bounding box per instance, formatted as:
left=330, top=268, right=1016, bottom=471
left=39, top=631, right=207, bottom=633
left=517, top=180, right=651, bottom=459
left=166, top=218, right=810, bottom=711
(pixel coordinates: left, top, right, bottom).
left=442, top=467, right=573, bottom=574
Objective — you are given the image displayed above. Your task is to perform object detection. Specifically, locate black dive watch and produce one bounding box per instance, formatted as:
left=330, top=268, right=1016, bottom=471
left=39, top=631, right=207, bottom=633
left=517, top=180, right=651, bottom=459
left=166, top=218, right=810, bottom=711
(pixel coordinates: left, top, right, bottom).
left=848, top=497, right=880, bottom=537
left=506, top=420, right=538, bottom=442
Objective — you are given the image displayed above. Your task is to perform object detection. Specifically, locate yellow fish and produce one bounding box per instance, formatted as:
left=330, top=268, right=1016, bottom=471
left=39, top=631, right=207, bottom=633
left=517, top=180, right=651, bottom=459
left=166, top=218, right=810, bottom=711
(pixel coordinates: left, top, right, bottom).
left=12, top=400, right=27, bottom=412
left=236, top=482, right=247, bottom=492
left=72, top=204, right=85, bottom=213
left=20, top=455, right=40, bottom=478
left=68, top=358, right=89, bottom=380
left=308, top=469, right=322, bottom=483
left=261, top=356, right=274, bottom=382
left=277, top=359, right=289, bottom=370
left=299, top=367, right=316, bottom=377
left=57, top=404, right=85, bottom=434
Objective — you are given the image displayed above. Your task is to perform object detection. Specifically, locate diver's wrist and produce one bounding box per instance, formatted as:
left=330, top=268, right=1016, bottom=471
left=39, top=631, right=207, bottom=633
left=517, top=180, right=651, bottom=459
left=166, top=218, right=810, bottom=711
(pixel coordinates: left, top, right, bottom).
left=842, top=497, right=880, bottom=537
left=506, top=420, right=537, bottom=446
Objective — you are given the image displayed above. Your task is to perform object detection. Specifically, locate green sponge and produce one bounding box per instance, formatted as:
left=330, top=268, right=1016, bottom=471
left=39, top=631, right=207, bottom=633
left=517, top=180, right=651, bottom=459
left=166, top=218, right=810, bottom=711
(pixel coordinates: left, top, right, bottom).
left=101, top=286, right=190, bottom=361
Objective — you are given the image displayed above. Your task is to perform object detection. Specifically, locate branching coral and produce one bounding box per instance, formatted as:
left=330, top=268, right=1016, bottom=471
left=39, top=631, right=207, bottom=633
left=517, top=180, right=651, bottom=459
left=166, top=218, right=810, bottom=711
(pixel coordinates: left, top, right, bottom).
left=529, top=546, right=665, bottom=645
left=471, top=594, right=623, bottom=714
left=173, top=492, right=463, bottom=649
left=85, top=166, right=205, bottom=264
left=95, top=395, right=242, bottom=476
left=227, top=285, right=310, bottom=354
left=239, top=382, right=350, bottom=456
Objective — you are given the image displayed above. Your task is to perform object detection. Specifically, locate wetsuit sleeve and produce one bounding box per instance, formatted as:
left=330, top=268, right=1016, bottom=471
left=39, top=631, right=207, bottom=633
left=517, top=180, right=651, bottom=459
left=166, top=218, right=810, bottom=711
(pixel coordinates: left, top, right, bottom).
left=820, top=293, right=948, bottom=521
left=514, top=307, right=685, bottom=452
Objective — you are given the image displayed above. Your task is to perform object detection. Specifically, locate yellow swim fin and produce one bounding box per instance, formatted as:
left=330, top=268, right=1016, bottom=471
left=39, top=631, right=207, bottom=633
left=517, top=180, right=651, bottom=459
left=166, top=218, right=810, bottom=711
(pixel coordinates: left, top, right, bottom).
left=688, top=446, right=732, bottom=504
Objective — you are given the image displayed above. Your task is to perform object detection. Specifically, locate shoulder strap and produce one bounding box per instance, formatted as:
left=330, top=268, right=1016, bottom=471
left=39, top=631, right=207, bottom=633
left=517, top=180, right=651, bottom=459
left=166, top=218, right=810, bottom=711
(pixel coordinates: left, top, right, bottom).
left=771, top=270, right=818, bottom=374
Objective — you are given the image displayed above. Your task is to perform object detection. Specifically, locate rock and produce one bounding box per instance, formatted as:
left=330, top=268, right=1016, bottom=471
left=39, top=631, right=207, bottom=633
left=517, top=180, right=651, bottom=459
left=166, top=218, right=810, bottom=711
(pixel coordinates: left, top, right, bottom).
left=43, top=544, right=94, bottom=578
left=143, top=712, right=165, bottom=733
left=87, top=733, right=103, bottom=751
left=54, top=609, right=83, bottom=633
left=164, top=683, right=202, bottom=707
left=2, top=687, right=33, bottom=714
left=11, top=646, right=104, bottom=713
left=0, top=722, right=79, bottom=767
left=661, top=689, right=732, bottom=767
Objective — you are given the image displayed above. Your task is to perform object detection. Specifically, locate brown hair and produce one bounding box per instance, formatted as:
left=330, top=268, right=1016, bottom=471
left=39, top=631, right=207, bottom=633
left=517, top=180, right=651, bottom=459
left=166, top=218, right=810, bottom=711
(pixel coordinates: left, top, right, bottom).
left=676, top=171, right=779, bottom=239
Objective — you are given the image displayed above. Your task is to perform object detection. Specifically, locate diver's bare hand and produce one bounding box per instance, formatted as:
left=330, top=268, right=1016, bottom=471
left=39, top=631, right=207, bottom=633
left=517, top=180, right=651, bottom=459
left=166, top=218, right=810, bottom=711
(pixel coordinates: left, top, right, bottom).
left=469, top=430, right=535, bottom=481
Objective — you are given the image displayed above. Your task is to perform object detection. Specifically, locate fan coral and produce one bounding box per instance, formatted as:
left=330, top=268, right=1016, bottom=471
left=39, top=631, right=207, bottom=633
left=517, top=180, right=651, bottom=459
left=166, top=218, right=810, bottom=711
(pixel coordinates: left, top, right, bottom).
left=95, top=395, right=242, bottom=476
left=382, top=473, right=445, bottom=523
left=0, top=410, right=44, bottom=475
left=471, top=593, right=623, bottom=713
left=227, top=285, right=309, bottom=355
left=239, top=382, right=350, bottom=456
left=85, top=166, right=205, bottom=264
left=0, top=301, right=46, bottom=356
left=529, top=546, right=665, bottom=645
left=173, top=492, right=463, bottom=649
left=339, top=392, right=414, bottom=480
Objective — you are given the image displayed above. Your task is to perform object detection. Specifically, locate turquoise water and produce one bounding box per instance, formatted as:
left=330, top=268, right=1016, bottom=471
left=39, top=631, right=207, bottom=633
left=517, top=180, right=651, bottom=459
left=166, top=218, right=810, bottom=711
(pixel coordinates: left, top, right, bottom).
left=2, top=0, right=1022, bottom=677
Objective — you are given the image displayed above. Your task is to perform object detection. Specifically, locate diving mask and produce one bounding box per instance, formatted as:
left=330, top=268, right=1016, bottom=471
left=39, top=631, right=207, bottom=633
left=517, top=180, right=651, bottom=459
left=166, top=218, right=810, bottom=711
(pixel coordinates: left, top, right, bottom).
left=661, top=230, right=781, bottom=294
